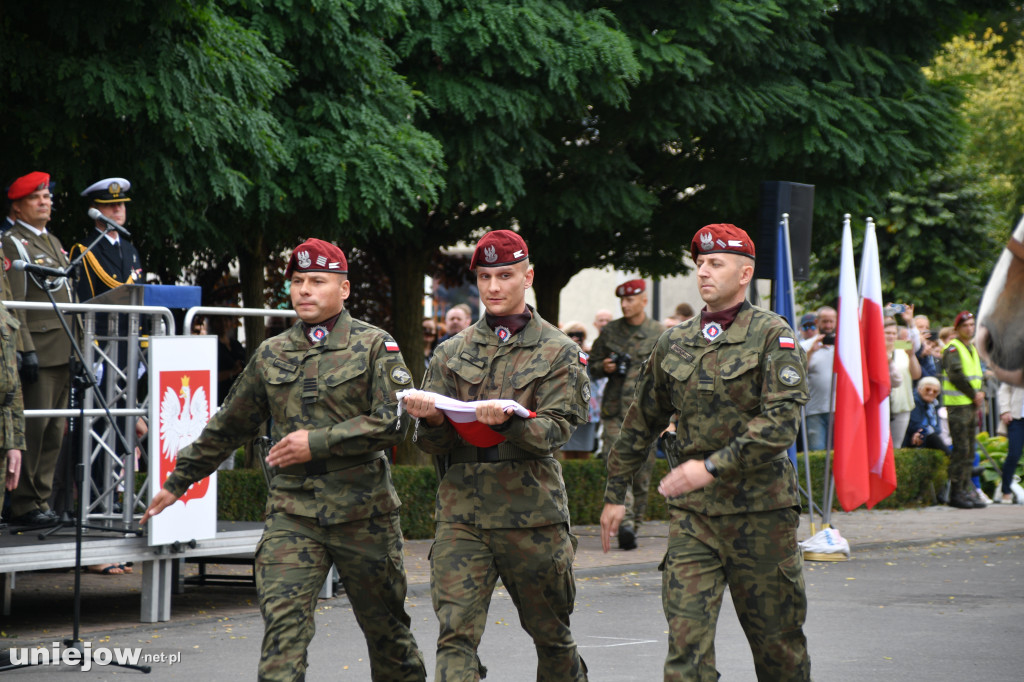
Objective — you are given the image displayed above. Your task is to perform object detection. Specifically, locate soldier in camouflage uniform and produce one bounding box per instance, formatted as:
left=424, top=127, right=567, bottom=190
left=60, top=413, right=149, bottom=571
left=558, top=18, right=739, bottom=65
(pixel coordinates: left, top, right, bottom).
left=403, top=230, right=590, bottom=682
left=1, top=264, right=25, bottom=519
left=601, top=224, right=811, bottom=681
left=588, top=278, right=665, bottom=549
left=142, top=238, right=425, bottom=682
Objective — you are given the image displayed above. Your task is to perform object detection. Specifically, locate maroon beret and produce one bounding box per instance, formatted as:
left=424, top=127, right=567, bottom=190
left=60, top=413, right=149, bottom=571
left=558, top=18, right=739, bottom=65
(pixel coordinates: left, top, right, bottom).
left=690, top=223, right=756, bottom=261
left=953, top=311, right=974, bottom=329
left=615, top=279, right=645, bottom=297
left=285, top=238, right=348, bottom=278
left=470, top=230, right=529, bottom=269
left=8, top=171, right=50, bottom=201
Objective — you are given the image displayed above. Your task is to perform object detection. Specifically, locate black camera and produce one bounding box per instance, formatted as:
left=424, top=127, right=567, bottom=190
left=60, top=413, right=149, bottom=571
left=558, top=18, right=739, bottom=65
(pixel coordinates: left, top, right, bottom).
left=609, top=351, right=632, bottom=377
left=822, top=332, right=836, bottom=346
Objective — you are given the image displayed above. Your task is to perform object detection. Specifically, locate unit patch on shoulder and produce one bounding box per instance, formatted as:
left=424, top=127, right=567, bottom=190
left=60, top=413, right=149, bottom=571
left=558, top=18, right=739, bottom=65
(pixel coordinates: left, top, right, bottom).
left=581, top=381, right=591, bottom=402
left=390, top=366, right=412, bottom=385
left=778, top=365, right=802, bottom=386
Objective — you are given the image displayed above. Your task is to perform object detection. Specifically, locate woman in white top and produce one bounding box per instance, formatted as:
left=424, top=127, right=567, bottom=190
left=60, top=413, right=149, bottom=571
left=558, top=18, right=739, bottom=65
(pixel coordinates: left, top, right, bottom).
left=885, top=317, right=921, bottom=448
left=995, top=381, right=1024, bottom=503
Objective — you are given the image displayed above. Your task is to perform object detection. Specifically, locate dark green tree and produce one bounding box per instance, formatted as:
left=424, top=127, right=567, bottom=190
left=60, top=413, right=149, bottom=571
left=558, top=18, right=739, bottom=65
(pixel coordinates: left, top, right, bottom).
left=509, top=0, right=1010, bottom=321
left=798, top=158, right=1004, bottom=323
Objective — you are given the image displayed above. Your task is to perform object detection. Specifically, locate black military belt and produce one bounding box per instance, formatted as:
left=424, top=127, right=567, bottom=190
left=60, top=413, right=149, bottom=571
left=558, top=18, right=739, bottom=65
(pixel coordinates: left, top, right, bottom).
left=1, top=391, right=15, bottom=407
left=450, top=443, right=550, bottom=464
left=279, top=451, right=384, bottom=477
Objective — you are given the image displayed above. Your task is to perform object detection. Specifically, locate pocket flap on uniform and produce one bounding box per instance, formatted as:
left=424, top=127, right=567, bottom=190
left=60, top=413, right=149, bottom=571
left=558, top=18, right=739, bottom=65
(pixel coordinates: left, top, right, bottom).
left=323, top=361, right=368, bottom=387
left=720, top=350, right=760, bottom=381
left=449, top=353, right=487, bottom=385
left=510, top=358, right=551, bottom=390
left=662, top=354, right=695, bottom=383
left=262, top=358, right=300, bottom=385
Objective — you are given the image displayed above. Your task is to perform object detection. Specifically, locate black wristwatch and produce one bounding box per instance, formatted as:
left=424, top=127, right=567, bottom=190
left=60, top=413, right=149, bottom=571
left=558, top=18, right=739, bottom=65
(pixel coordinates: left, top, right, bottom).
left=703, top=458, right=720, bottom=478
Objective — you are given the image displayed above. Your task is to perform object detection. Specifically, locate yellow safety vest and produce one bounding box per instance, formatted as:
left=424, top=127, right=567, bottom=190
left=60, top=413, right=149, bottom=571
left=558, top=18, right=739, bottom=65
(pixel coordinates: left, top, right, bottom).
left=942, top=338, right=982, bottom=406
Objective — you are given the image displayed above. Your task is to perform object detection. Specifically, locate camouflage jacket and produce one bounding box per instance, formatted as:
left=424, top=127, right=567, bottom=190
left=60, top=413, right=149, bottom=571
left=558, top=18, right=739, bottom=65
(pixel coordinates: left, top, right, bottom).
left=588, top=315, right=665, bottom=420
left=605, top=302, right=807, bottom=516
left=163, top=309, right=413, bottom=525
left=415, top=306, right=589, bottom=529
left=0, top=284, right=26, bottom=451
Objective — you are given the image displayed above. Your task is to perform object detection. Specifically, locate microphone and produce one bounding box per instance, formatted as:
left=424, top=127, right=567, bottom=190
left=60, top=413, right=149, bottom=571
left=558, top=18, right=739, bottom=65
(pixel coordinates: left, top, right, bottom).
left=13, top=260, right=68, bottom=278
left=87, top=208, right=132, bottom=237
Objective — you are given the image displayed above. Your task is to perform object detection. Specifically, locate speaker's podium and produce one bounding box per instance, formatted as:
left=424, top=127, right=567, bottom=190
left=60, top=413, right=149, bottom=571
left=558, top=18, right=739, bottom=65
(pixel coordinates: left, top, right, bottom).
left=77, top=284, right=201, bottom=526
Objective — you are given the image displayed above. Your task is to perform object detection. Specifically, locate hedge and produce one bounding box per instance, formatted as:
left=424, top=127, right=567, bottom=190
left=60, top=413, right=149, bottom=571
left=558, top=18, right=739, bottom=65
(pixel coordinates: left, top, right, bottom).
left=210, top=448, right=948, bottom=540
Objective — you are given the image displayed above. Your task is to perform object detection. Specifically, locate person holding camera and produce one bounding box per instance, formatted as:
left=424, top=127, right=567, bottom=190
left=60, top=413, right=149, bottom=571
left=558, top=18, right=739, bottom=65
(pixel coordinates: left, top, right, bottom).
left=799, top=306, right=836, bottom=451
left=588, top=279, right=664, bottom=550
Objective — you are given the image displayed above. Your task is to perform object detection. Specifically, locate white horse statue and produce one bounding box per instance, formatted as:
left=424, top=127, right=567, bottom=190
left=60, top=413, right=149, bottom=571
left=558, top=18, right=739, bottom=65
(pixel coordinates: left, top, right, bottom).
left=977, top=214, right=1024, bottom=386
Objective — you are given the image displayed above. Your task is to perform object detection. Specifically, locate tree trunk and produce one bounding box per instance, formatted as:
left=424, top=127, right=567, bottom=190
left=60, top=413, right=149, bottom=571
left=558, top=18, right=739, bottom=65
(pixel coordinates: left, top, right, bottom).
left=238, top=233, right=267, bottom=358
left=530, top=265, right=574, bottom=326
left=385, top=245, right=432, bottom=465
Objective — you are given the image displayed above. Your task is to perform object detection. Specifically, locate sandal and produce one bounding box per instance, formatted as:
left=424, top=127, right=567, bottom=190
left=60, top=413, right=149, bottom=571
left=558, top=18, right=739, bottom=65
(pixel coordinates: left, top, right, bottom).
left=88, top=564, right=124, bottom=575
left=119, top=563, right=133, bottom=574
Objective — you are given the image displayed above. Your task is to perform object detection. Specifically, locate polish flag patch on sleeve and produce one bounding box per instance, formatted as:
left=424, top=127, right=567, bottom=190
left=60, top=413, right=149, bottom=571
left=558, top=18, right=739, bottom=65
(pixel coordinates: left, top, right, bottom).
left=384, top=340, right=400, bottom=352
left=779, top=336, right=795, bottom=349
left=578, top=351, right=588, bottom=366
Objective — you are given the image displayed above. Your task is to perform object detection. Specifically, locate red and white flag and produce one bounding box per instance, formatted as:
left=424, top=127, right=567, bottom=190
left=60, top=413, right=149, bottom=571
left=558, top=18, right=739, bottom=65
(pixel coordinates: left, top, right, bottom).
left=858, top=219, right=896, bottom=507
left=833, top=217, right=871, bottom=511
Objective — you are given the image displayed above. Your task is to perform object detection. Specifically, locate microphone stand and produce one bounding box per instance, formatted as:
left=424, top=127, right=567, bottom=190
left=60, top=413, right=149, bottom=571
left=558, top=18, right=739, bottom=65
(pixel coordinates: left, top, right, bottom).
left=1, top=231, right=150, bottom=675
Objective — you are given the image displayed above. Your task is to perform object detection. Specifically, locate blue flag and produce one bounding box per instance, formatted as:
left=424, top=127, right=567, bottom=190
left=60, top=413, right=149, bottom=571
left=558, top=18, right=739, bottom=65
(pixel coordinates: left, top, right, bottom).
left=772, top=217, right=798, bottom=465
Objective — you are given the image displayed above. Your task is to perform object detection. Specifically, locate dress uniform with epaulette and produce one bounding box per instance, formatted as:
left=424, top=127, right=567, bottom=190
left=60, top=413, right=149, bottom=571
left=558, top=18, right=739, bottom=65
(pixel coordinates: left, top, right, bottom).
left=603, top=224, right=812, bottom=681
left=149, top=239, right=425, bottom=682
left=69, top=177, right=144, bottom=306
left=2, top=172, right=73, bottom=527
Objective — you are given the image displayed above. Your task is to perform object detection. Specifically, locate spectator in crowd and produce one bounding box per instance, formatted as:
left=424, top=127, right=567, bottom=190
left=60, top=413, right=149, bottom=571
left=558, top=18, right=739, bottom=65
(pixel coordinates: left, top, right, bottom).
left=885, top=316, right=922, bottom=447
left=798, top=312, right=817, bottom=341
left=422, top=317, right=438, bottom=369
left=190, top=316, right=208, bottom=336
left=208, top=316, right=247, bottom=406
left=2, top=172, right=73, bottom=528
left=589, top=279, right=665, bottom=550
left=938, top=326, right=954, bottom=346
left=674, top=302, right=695, bottom=321
left=800, top=306, right=837, bottom=451
left=593, top=308, right=613, bottom=336
left=941, top=311, right=987, bottom=509
left=916, top=327, right=942, bottom=379
left=903, top=377, right=949, bottom=450
left=560, top=322, right=597, bottom=459
left=995, top=380, right=1024, bottom=503
left=438, top=303, right=472, bottom=343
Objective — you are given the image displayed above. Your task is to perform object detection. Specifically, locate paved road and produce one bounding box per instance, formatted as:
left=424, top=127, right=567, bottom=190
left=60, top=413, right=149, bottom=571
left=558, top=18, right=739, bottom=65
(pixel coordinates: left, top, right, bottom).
left=3, top=534, right=1022, bottom=680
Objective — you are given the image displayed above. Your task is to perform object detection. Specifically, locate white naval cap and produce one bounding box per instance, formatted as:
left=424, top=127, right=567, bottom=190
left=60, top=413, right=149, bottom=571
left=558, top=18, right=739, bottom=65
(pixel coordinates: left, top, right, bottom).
left=81, top=177, right=132, bottom=203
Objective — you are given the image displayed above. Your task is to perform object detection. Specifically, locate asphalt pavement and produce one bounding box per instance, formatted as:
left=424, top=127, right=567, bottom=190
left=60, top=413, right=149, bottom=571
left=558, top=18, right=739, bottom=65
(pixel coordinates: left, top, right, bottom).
left=2, top=504, right=1023, bottom=679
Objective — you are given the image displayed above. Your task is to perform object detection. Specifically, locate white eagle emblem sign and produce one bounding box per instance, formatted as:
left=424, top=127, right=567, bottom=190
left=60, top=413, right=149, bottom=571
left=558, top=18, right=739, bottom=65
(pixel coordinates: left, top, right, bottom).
left=700, top=231, right=714, bottom=251
left=483, top=245, right=498, bottom=263
left=296, top=250, right=312, bottom=269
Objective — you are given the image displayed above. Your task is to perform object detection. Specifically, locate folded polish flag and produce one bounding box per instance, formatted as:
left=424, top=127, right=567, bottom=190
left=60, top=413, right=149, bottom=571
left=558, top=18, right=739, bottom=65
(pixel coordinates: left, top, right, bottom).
left=397, top=389, right=536, bottom=447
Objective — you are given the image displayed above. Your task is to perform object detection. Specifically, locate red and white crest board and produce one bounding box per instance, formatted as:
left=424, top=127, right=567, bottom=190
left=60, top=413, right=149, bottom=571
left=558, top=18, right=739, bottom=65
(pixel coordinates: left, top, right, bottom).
left=147, top=336, right=219, bottom=546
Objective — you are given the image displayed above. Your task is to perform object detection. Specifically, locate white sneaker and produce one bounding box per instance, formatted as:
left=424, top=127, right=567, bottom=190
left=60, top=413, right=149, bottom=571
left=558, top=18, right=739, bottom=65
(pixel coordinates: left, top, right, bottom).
left=992, top=490, right=1007, bottom=504
left=976, top=488, right=992, bottom=506
left=1010, top=477, right=1024, bottom=504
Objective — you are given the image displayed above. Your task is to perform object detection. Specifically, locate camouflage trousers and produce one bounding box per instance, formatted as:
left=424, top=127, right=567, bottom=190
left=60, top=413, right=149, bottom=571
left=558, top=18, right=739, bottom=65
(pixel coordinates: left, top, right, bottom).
left=661, top=507, right=810, bottom=682
left=947, top=404, right=978, bottom=495
left=255, top=511, right=425, bottom=682
left=600, top=417, right=655, bottom=532
left=430, top=521, right=587, bottom=682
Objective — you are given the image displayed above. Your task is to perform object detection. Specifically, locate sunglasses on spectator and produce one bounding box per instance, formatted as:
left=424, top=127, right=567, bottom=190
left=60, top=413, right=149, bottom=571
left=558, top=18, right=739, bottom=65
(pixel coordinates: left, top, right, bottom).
left=802, top=323, right=816, bottom=331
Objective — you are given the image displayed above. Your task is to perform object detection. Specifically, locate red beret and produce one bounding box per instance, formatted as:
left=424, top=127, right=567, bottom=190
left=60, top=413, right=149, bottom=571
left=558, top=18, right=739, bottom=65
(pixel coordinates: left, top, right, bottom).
left=285, top=238, right=348, bottom=278
left=615, top=279, right=645, bottom=297
left=8, top=171, right=50, bottom=201
left=953, top=311, right=974, bottom=329
left=690, top=223, right=756, bottom=261
left=470, top=230, right=529, bottom=269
